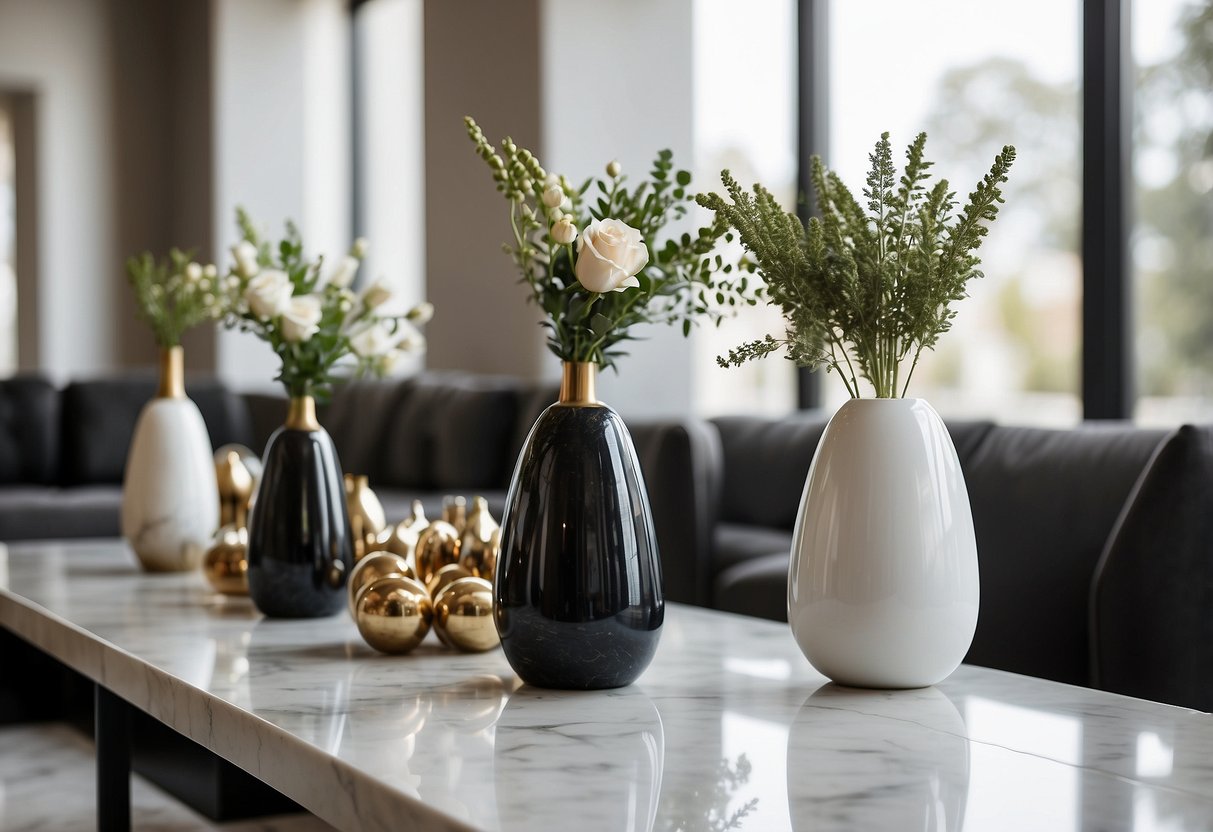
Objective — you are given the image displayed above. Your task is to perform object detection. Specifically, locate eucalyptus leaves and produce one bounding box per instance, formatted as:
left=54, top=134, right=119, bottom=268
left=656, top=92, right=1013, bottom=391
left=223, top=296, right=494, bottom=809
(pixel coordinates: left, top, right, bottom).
left=465, top=116, right=756, bottom=370
left=699, top=132, right=1015, bottom=398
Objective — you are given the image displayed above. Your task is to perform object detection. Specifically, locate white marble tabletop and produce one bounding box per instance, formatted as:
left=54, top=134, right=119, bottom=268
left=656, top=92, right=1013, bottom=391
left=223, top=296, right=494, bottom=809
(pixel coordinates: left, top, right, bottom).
left=2, top=539, right=1212, bottom=831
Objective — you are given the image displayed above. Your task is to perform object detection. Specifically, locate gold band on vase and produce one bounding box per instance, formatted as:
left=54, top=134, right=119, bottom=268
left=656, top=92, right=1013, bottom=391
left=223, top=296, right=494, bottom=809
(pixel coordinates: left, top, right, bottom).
left=157, top=346, right=185, bottom=399
left=558, top=362, right=600, bottom=406
left=285, top=395, right=320, bottom=431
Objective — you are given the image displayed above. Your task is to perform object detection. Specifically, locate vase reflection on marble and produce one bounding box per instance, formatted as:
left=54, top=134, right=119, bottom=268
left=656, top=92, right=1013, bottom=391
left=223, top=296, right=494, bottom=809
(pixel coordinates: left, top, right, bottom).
left=246, top=396, right=353, bottom=618
left=495, top=362, right=664, bottom=690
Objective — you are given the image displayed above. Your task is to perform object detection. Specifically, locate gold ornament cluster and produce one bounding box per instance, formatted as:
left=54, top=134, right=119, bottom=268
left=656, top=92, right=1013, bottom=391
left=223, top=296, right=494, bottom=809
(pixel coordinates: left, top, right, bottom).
left=348, top=490, right=501, bottom=656
left=203, top=446, right=260, bottom=595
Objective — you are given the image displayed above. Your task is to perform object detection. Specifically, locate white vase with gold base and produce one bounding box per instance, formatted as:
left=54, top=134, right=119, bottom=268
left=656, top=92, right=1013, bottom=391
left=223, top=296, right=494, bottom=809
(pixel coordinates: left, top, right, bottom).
left=121, top=346, right=219, bottom=572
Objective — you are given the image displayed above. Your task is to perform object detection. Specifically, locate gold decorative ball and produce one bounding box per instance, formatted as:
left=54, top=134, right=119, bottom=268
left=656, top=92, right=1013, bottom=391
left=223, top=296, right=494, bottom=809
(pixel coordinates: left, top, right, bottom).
left=415, top=520, right=461, bottom=585
left=426, top=562, right=473, bottom=598
left=348, top=552, right=414, bottom=615
left=433, top=577, right=499, bottom=653
left=354, top=575, right=433, bottom=655
left=203, top=525, right=249, bottom=596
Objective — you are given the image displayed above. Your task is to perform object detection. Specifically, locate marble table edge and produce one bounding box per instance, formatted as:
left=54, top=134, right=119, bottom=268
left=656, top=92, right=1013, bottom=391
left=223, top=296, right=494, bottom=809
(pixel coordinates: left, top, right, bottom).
left=0, top=587, right=483, bottom=832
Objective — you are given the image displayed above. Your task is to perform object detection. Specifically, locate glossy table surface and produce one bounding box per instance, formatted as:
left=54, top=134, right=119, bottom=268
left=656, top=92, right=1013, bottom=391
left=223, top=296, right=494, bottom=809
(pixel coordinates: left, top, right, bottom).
left=2, top=539, right=1212, bottom=831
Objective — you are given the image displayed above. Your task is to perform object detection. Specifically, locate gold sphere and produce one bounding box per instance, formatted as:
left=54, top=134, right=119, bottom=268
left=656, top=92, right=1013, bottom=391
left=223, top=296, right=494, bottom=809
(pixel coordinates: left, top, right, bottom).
left=426, top=562, right=473, bottom=598
left=355, top=576, right=432, bottom=655
left=348, top=552, right=414, bottom=615
left=433, top=577, right=499, bottom=653
left=415, top=520, right=461, bottom=585
left=204, top=525, right=249, bottom=595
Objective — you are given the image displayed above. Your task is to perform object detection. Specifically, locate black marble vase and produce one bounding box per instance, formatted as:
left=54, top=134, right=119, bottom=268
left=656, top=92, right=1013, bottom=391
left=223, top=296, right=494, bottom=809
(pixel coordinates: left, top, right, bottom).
left=247, top=396, right=352, bottom=618
left=495, top=362, right=664, bottom=689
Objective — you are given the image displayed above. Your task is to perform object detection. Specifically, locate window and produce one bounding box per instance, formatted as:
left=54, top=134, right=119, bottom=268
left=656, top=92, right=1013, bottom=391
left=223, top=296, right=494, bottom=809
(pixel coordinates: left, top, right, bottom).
left=1133, top=0, right=1213, bottom=425
left=824, top=0, right=1082, bottom=423
left=692, top=0, right=799, bottom=417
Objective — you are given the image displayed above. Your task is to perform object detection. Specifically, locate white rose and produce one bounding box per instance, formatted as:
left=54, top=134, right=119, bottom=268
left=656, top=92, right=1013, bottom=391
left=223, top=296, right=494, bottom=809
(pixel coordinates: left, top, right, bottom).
left=359, top=279, right=392, bottom=310
left=574, top=218, right=648, bottom=293
left=280, top=294, right=323, bottom=343
left=551, top=216, right=578, bottom=246
left=406, top=301, right=434, bottom=325
left=327, top=255, right=359, bottom=289
left=349, top=321, right=396, bottom=358
left=232, top=241, right=260, bottom=279
left=244, top=270, right=293, bottom=319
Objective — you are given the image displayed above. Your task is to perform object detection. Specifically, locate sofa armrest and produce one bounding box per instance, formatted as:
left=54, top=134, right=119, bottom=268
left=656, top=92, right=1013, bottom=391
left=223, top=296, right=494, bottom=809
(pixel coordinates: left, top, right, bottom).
left=630, top=418, right=722, bottom=607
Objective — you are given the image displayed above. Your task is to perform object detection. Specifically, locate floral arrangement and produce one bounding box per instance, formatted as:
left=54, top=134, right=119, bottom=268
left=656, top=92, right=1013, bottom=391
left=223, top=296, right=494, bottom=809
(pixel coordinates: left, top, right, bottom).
left=698, top=132, right=1015, bottom=398
left=223, top=209, right=431, bottom=399
left=126, top=250, right=225, bottom=347
left=464, top=116, right=756, bottom=370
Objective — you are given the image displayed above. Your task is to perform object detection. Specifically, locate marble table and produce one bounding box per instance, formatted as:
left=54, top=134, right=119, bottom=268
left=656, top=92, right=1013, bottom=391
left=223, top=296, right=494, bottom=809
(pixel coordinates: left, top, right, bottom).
left=3, top=540, right=1213, bottom=831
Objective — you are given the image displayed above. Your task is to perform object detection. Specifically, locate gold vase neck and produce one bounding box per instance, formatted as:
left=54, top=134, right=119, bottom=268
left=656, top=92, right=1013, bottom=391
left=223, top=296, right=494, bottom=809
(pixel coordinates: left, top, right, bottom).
left=157, top=346, right=185, bottom=399
left=558, top=362, right=600, bottom=406
left=285, top=396, right=320, bottom=431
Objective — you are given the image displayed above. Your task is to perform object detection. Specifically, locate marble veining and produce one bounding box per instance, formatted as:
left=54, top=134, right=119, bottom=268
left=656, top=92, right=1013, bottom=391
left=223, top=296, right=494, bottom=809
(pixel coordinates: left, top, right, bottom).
left=3, top=540, right=1213, bottom=831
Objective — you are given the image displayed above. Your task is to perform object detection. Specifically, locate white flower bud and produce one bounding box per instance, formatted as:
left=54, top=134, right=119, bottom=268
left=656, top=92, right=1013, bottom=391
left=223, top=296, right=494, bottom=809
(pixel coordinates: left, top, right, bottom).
left=327, top=255, right=359, bottom=289
left=542, top=185, right=565, bottom=208
left=203, top=264, right=218, bottom=280
left=406, top=302, right=434, bottom=325
left=544, top=172, right=560, bottom=187
left=185, top=262, right=203, bottom=283
left=359, top=279, right=392, bottom=310
left=198, top=279, right=211, bottom=292
left=606, top=160, right=622, bottom=178
left=551, top=216, right=578, bottom=246
left=351, top=237, right=369, bottom=259
left=231, top=241, right=260, bottom=279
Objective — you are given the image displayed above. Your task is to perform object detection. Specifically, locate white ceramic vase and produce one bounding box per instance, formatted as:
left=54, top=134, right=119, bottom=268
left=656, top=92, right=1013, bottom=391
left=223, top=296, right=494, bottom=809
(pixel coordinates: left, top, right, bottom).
left=121, top=347, right=219, bottom=572
left=788, top=398, right=979, bottom=688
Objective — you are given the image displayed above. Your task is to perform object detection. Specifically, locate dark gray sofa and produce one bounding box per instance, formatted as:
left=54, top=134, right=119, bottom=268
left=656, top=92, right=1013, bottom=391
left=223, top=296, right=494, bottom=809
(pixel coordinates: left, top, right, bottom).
left=0, top=373, right=712, bottom=605
left=697, top=413, right=1213, bottom=712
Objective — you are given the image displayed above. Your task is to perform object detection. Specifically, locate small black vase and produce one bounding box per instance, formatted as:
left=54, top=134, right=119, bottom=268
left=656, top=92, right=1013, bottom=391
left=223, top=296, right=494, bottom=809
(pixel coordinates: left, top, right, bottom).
left=247, top=396, right=352, bottom=618
left=495, top=362, right=664, bottom=689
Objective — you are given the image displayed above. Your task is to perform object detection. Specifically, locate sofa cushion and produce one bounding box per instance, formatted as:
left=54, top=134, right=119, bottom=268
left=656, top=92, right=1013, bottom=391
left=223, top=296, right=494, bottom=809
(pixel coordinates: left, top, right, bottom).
left=1092, top=425, right=1213, bottom=711
left=60, top=377, right=254, bottom=485
left=712, top=414, right=828, bottom=529
left=962, top=424, right=1168, bottom=687
left=0, top=485, right=122, bottom=540
left=381, top=374, right=521, bottom=490
left=714, top=523, right=793, bottom=576
left=0, top=377, right=59, bottom=485
left=320, top=379, right=413, bottom=482
left=712, top=414, right=995, bottom=531
left=714, top=552, right=789, bottom=622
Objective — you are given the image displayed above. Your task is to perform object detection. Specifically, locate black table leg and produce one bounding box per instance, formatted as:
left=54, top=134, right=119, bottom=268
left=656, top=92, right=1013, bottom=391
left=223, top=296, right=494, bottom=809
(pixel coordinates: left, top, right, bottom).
left=95, top=684, right=131, bottom=832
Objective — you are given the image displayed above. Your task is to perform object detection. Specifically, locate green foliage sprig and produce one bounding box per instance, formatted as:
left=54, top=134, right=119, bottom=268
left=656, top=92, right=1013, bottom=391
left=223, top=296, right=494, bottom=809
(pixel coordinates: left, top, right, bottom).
left=465, top=116, right=758, bottom=370
left=125, top=250, right=224, bottom=348
left=697, top=132, right=1015, bottom=398
left=224, top=208, right=431, bottom=400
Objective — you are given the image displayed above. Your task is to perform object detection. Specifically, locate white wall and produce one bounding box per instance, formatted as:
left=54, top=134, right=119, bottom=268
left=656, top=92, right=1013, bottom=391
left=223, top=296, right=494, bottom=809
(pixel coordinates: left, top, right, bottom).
left=540, top=0, right=696, bottom=417
left=0, top=0, right=115, bottom=380
left=212, top=0, right=352, bottom=392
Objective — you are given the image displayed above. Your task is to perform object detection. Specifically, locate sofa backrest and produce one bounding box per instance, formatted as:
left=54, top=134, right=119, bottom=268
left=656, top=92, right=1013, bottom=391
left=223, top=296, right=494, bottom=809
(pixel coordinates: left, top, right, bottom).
left=248, top=373, right=559, bottom=492
left=710, top=414, right=994, bottom=530
left=59, top=377, right=255, bottom=485
left=963, top=424, right=1168, bottom=686
left=0, top=376, right=60, bottom=485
